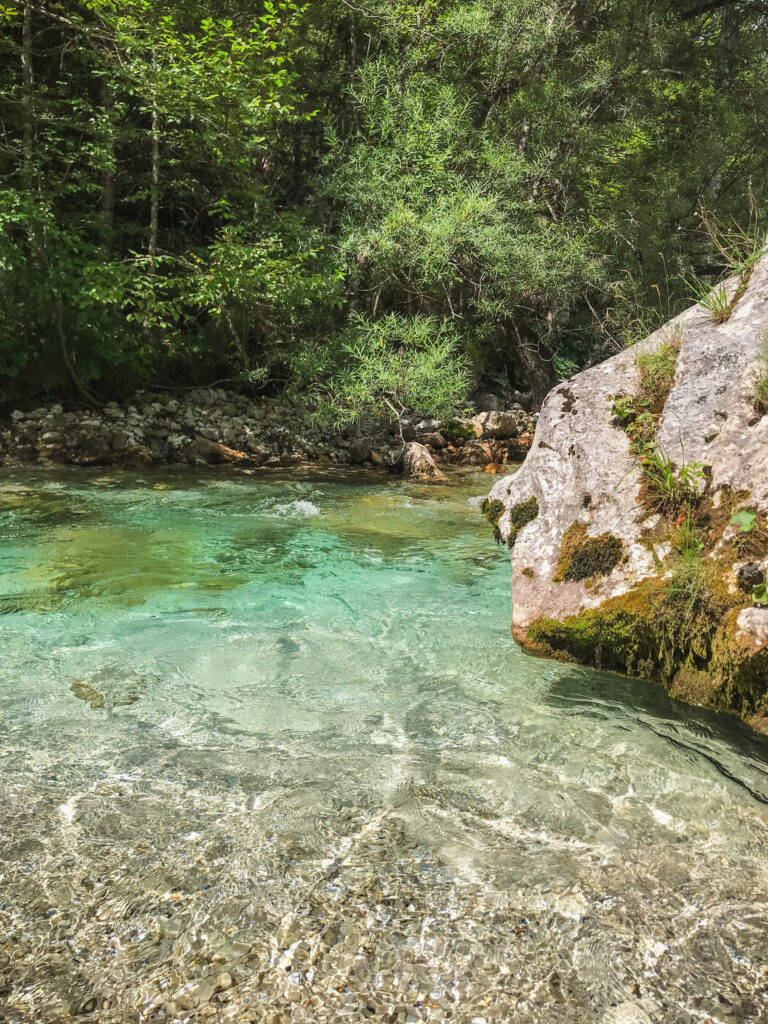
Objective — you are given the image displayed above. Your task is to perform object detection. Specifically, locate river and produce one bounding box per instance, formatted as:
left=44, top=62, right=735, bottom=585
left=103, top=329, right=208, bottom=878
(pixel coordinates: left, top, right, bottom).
left=1, top=469, right=767, bottom=1023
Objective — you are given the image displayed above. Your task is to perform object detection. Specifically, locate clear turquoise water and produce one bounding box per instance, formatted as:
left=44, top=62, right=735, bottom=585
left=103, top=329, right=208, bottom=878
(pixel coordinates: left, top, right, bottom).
left=1, top=469, right=768, bottom=1024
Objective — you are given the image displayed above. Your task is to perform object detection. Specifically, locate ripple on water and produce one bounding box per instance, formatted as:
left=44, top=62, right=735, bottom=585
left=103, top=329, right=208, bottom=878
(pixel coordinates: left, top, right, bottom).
left=0, top=469, right=767, bottom=1023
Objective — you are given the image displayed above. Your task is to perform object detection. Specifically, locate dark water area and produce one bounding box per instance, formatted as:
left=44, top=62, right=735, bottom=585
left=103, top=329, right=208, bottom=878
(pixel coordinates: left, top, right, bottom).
left=1, top=469, right=767, bottom=1023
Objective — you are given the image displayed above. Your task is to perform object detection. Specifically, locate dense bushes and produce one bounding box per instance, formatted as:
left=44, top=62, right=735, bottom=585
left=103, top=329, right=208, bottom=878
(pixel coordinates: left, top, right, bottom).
left=1, top=1, right=767, bottom=413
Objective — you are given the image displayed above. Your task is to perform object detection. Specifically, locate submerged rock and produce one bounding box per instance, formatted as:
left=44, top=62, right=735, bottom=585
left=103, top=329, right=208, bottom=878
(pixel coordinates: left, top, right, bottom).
left=71, top=666, right=153, bottom=710
left=488, top=254, right=768, bottom=731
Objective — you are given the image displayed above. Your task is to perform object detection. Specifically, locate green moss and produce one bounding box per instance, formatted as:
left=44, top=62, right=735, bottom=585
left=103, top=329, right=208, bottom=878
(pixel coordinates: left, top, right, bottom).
left=481, top=498, right=504, bottom=527
left=553, top=523, right=623, bottom=583
left=481, top=498, right=506, bottom=544
left=521, top=567, right=534, bottom=579
left=507, top=496, right=539, bottom=549
left=711, top=608, right=768, bottom=714
left=444, top=419, right=476, bottom=442
left=526, top=561, right=768, bottom=727
left=527, top=586, right=659, bottom=676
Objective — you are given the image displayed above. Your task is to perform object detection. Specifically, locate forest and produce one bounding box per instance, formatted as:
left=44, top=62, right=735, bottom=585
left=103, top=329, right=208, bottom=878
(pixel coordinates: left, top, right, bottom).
left=1, top=0, right=767, bottom=412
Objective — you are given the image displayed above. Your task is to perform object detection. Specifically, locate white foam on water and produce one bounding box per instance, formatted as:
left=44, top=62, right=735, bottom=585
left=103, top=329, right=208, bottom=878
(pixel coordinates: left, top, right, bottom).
left=272, top=499, right=320, bottom=517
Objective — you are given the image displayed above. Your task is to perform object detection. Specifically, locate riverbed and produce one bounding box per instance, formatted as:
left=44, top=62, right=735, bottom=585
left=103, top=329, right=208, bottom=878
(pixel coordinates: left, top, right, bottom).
left=1, top=469, right=767, bottom=1023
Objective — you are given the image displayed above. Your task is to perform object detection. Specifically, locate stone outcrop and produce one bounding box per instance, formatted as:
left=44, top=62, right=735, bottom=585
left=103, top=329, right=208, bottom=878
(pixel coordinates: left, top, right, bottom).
left=487, top=255, right=768, bottom=731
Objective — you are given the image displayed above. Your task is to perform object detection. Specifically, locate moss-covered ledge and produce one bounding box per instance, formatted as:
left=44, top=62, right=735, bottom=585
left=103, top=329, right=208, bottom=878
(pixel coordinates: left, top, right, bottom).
left=526, top=586, right=768, bottom=729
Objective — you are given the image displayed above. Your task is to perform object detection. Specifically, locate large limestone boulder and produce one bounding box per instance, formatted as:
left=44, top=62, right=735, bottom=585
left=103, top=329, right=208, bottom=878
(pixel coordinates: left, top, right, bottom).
left=488, top=255, right=768, bottom=730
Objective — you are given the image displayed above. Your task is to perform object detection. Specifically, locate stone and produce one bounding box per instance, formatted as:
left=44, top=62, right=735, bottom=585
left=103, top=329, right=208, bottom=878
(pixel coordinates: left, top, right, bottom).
left=348, top=440, right=371, bottom=464
left=475, top=392, right=505, bottom=412
left=111, top=431, right=131, bottom=452
left=185, top=437, right=247, bottom=465
left=402, top=441, right=443, bottom=480
left=737, top=561, right=766, bottom=593
left=488, top=254, right=768, bottom=726
left=471, top=410, right=522, bottom=439
left=451, top=439, right=494, bottom=466
left=416, top=431, right=446, bottom=449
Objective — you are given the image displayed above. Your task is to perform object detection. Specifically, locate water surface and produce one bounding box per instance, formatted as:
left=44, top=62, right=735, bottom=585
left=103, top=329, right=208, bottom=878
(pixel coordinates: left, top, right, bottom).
left=1, top=469, right=767, bottom=1023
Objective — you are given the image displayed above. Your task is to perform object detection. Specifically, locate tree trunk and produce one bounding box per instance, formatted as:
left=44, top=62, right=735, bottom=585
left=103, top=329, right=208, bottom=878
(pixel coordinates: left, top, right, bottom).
left=148, top=99, right=160, bottom=273
left=100, top=81, right=116, bottom=255
left=21, top=2, right=33, bottom=181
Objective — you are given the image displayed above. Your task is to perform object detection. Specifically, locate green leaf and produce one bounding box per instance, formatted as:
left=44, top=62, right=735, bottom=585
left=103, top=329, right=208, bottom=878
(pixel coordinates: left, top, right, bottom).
left=730, top=510, right=757, bottom=534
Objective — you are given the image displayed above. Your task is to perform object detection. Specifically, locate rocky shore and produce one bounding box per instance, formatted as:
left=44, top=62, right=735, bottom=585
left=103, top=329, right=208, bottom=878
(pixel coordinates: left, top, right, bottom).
left=0, top=389, right=536, bottom=472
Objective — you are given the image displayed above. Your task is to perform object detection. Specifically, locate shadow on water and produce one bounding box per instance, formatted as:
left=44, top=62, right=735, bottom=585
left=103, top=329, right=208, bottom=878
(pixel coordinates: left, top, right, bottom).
left=544, top=663, right=768, bottom=801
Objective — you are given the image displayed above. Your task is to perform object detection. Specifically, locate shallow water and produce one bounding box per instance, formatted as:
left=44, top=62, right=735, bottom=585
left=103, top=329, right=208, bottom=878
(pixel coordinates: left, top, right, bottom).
left=1, top=468, right=767, bottom=1024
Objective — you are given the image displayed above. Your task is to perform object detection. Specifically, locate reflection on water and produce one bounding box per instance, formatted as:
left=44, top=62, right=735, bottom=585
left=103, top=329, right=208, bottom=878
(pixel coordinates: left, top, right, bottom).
left=1, top=468, right=767, bottom=1023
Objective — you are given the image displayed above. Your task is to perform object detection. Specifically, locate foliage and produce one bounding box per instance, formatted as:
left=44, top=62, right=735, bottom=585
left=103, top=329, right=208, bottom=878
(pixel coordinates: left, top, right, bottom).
left=316, top=313, right=470, bottom=437
left=729, top=509, right=757, bottom=534
left=642, top=447, right=706, bottom=514
left=1, top=0, right=768, bottom=407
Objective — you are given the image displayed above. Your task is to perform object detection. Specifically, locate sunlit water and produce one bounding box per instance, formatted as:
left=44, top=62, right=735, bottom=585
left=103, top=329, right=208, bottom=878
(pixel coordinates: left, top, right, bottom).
left=1, top=469, right=768, bottom=1024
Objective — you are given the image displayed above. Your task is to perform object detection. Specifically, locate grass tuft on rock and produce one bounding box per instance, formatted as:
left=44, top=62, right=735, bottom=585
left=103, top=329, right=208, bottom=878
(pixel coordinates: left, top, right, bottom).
left=636, top=329, right=681, bottom=414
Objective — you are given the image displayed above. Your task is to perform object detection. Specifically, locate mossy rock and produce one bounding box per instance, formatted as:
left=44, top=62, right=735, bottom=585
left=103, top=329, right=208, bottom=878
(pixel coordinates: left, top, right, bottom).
left=507, top=496, right=539, bottom=548
left=527, top=583, right=768, bottom=727
left=669, top=667, right=722, bottom=706
left=481, top=498, right=506, bottom=544
left=711, top=608, right=768, bottom=713
left=527, top=586, right=659, bottom=677
left=553, top=522, right=623, bottom=583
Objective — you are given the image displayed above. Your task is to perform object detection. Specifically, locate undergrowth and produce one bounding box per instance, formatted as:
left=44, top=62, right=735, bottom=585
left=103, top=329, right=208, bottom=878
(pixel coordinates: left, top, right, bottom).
left=609, top=331, right=706, bottom=516
left=686, top=207, right=766, bottom=324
